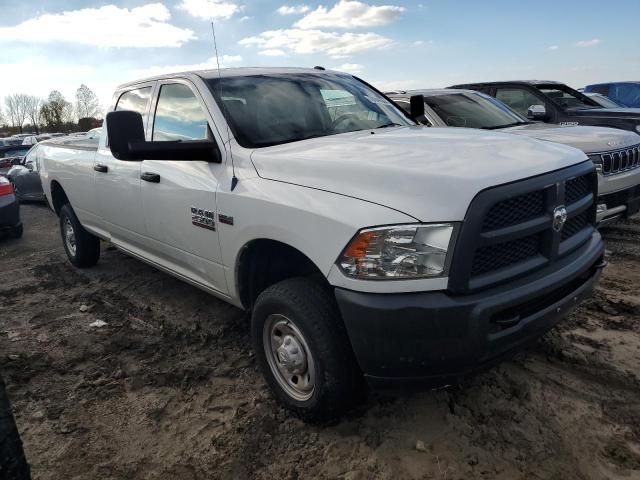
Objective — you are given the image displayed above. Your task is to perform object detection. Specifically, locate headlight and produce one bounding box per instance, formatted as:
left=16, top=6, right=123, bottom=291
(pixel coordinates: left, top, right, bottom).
left=338, top=224, right=456, bottom=279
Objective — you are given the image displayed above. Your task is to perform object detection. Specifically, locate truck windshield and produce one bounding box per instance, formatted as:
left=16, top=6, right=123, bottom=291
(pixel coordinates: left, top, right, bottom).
left=535, top=84, right=599, bottom=110
left=424, top=92, right=528, bottom=129
left=208, top=73, right=412, bottom=148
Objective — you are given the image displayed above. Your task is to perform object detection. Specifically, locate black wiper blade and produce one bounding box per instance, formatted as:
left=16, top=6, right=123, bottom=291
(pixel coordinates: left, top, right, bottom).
left=376, top=123, right=402, bottom=129
left=481, top=121, right=528, bottom=130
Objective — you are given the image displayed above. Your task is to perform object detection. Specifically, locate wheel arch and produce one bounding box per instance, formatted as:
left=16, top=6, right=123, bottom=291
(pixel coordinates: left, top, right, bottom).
left=235, top=238, right=330, bottom=310
left=49, top=180, right=69, bottom=215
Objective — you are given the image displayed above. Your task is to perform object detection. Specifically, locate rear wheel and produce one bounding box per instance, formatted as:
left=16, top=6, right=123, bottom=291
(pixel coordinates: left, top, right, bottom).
left=251, top=278, right=365, bottom=422
left=59, top=204, right=100, bottom=268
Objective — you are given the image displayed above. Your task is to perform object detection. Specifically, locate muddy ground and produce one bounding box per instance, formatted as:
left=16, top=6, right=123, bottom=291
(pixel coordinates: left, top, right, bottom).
left=1, top=204, right=639, bottom=480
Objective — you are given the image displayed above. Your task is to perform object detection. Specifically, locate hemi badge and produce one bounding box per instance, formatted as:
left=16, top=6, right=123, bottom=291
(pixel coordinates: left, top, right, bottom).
left=219, top=214, right=234, bottom=226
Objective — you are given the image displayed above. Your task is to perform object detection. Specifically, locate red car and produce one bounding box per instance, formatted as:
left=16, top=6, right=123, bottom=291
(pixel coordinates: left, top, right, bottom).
left=0, top=176, right=22, bottom=238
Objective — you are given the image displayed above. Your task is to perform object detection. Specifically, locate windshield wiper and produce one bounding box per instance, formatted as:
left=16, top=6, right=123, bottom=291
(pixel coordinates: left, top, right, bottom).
left=376, top=122, right=403, bottom=129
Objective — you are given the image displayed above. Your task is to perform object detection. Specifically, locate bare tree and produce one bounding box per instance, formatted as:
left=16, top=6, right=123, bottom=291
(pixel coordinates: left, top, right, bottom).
left=41, top=90, right=73, bottom=132
left=4, top=94, right=30, bottom=133
left=75, top=84, right=100, bottom=119
left=0, top=106, right=6, bottom=127
left=25, top=96, right=43, bottom=134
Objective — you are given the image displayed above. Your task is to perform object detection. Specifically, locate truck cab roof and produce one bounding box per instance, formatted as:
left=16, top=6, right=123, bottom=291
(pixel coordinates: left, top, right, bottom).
left=117, top=67, right=345, bottom=90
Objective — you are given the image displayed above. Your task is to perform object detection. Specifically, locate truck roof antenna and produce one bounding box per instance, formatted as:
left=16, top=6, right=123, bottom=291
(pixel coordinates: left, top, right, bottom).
left=211, top=22, right=238, bottom=191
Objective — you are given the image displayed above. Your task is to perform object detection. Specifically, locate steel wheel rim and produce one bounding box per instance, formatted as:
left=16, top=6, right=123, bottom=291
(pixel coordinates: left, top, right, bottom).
left=263, top=314, right=316, bottom=401
left=64, top=218, right=76, bottom=256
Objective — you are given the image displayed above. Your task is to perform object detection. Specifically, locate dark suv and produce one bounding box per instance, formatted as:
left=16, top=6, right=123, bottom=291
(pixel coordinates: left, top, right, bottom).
left=449, top=80, right=640, bottom=134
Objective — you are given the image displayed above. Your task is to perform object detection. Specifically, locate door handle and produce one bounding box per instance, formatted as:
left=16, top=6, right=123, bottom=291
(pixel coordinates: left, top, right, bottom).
left=93, top=164, right=108, bottom=173
left=141, top=172, right=160, bottom=183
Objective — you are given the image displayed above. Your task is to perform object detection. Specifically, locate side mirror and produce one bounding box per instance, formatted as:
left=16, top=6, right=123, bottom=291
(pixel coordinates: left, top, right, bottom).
left=527, top=104, right=548, bottom=121
left=25, top=162, right=34, bottom=172
left=409, top=95, right=426, bottom=120
left=106, top=111, right=222, bottom=163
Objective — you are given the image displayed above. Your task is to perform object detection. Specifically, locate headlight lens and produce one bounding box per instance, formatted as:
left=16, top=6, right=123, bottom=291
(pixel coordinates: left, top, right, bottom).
left=338, top=224, right=455, bottom=279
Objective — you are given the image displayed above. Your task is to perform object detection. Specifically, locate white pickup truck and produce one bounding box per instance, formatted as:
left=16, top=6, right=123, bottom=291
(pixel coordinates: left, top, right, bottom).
left=40, top=68, right=605, bottom=420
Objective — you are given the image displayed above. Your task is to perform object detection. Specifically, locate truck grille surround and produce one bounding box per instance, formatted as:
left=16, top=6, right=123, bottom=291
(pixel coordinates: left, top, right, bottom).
left=448, top=162, right=597, bottom=293
left=590, top=144, right=640, bottom=176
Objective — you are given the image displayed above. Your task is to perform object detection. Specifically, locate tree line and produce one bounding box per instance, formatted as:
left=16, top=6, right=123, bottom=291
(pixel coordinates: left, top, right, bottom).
left=0, top=84, right=103, bottom=136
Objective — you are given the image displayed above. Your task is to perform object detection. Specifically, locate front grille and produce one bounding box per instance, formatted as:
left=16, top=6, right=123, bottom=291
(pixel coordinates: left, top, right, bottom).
left=561, top=211, right=589, bottom=241
left=471, top=234, right=541, bottom=276
left=566, top=175, right=591, bottom=205
left=595, top=144, right=640, bottom=176
left=448, top=163, right=597, bottom=293
left=482, top=191, right=545, bottom=231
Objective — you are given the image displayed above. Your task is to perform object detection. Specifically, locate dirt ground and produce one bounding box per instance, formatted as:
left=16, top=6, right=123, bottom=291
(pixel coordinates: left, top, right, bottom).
left=1, top=204, right=639, bottom=480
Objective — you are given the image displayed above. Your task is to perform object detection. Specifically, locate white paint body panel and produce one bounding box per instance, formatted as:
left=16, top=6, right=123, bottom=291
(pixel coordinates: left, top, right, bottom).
left=39, top=70, right=592, bottom=308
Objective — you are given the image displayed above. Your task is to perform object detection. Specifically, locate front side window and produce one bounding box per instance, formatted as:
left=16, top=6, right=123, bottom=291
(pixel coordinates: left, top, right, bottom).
left=611, top=83, right=640, bottom=107
left=116, top=87, right=153, bottom=126
left=424, top=92, right=526, bottom=129
left=495, top=88, right=544, bottom=117
left=152, top=83, right=209, bottom=141
left=24, top=146, right=38, bottom=171
left=535, top=84, right=599, bottom=110
left=208, top=73, right=412, bottom=148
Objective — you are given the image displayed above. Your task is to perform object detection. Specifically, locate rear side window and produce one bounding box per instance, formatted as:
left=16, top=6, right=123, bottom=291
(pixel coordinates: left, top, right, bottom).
left=116, top=87, right=153, bottom=126
left=152, top=83, right=209, bottom=141
left=495, top=88, right=543, bottom=117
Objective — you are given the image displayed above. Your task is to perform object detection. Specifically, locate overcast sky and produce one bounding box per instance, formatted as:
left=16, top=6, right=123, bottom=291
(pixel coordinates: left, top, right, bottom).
left=1, top=0, right=639, bottom=112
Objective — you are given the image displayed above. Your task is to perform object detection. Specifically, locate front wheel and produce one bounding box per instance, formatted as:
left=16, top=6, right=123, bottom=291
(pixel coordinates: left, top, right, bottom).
left=59, top=204, right=100, bottom=268
left=251, top=278, right=365, bottom=422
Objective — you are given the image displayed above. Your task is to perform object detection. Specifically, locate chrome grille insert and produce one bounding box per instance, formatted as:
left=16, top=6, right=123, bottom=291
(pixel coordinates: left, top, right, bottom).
left=597, top=144, right=640, bottom=176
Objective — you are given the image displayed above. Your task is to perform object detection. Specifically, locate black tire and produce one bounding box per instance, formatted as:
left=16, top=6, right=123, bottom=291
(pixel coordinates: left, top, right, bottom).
left=0, top=375, right=31, bottom=480
left=59, top=203, right=100, bottom=268
left=251, top=278, right=365, bottom=422
left=11, top=224, right=23, bottom=239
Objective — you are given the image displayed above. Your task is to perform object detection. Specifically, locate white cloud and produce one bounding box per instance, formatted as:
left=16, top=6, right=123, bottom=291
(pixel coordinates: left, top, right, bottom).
left=0, top=4, right=195, bottom=48
left=240, top=28, right=392, bottom=58
left=277, top=5, right=311, bottom=15
left=413, top=40, right=425, bottom=46
left=371, top=78, right=423, bottom=92
left=176, top=0, right=242, bottom=19
left=574, top=39, right=600, bottom=48
left=131, top=55, right=243, bottom=78
left=333, top=63, right=363, bottom=73
left=294, top=1, right=405, bottom=29
left=548, top=45, right=559, bottom=50
left=239, top=15, right=251, bottom=21
left=259, top=49, right=288, bottom=56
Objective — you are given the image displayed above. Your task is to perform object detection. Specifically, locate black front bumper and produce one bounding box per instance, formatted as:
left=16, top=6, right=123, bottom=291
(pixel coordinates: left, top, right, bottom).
left=335, top=233, right=605, bottom=386
left=0, top=194, right=20, bottom=230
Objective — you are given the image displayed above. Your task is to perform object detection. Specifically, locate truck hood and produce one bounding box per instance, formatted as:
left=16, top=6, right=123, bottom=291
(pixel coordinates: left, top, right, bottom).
left=250, top=126, right=588, bottom=222
left=502, top=123, right=640, bottom=154
left=569, top=107, right=640, bottom=119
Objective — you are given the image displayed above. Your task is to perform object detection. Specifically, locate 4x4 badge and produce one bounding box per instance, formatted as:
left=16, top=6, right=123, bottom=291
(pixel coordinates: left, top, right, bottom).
left=552, top=206, right=568, bottom=232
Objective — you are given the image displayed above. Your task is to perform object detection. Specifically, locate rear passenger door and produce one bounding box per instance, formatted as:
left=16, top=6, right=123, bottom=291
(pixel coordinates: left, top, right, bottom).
left=93, top=83, right=155, bottom=248
left=140, top=79, right=228, bottom=295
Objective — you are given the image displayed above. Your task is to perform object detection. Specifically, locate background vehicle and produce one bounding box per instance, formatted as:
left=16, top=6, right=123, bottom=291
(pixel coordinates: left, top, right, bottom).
left=0, top=138, right=24, bottom=147
left=450, top=80, right=640, bottom=133
left=7, top=145, right=45, bottom=202
left=584, top=82, right=640, bottom=108
left=390, top=89, right=640, bottom=224
left=39, top=68, right=604, bottom=420
left=0, top=374, right=31, bottom=479
left=21, top=134, right=52, bottom=146
left=584, top=92, right=626, bottom=109
left=0, top=176, right=22, bottom=238
left=0, top=146, right=31, bottom=176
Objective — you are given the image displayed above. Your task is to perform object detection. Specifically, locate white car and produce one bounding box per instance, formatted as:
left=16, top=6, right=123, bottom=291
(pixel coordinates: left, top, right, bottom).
left=389, top=89, right=640, bottom=224
left=39, top=68, right=605, bottom=420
